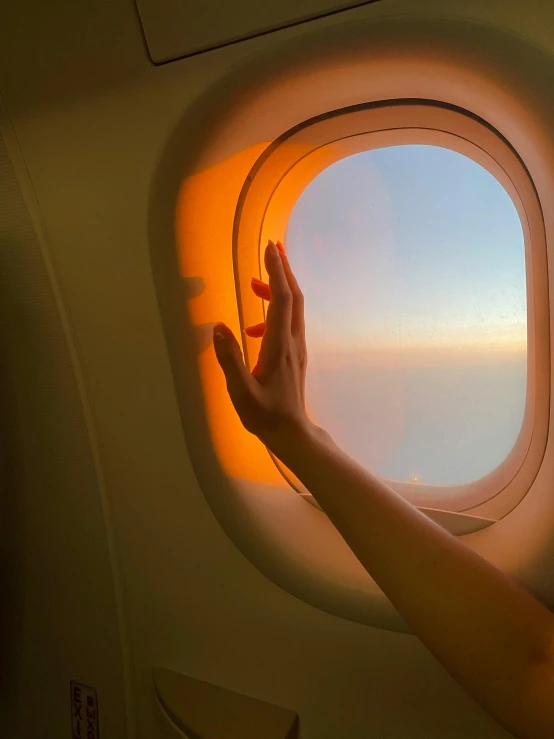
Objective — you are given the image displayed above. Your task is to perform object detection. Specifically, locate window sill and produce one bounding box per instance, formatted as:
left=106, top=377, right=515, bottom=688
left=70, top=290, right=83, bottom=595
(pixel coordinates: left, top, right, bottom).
left=300, top=493, right=496, bottom=535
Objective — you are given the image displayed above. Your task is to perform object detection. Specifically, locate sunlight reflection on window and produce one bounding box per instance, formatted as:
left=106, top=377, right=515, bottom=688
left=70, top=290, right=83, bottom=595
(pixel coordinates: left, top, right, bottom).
left=285, top=145, right=527, bottom=486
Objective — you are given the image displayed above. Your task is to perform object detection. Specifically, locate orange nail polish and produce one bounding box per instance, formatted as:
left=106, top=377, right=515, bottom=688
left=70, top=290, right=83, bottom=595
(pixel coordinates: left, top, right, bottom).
left=251, top=277, right=271, bottom=301
left=245, top=322, right=266, bottom=338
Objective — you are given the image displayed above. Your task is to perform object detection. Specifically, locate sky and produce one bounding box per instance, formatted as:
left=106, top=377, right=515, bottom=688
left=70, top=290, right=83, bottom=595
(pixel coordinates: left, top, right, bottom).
left=284, top=145, right=527, bottom=486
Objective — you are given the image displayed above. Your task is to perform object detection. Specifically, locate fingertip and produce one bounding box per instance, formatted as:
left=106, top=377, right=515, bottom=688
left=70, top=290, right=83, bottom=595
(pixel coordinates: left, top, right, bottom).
left=264, top=242, right=282, bottom=275
left=213, top=322, right=228, bottom=341
left=276, top=240, right=286, bottom=256
left=213, top=323, right=241, bottom=353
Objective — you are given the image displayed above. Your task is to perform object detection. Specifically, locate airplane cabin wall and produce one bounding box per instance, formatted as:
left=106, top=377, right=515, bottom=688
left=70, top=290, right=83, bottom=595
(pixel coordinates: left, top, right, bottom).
left=0, top=1, right=553, bottom=737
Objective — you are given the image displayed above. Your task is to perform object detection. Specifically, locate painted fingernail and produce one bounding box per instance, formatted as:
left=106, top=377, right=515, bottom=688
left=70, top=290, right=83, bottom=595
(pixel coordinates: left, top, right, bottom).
left=276, top=240, right=286, bottom=256
left=251, top=278, right=271, bottom=300
left=244, top=322, right=265, bottom=337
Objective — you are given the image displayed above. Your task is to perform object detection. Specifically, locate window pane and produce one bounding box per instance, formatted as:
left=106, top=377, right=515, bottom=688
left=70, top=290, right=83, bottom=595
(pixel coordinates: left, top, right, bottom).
left=285, top=145, right=527, bottom=486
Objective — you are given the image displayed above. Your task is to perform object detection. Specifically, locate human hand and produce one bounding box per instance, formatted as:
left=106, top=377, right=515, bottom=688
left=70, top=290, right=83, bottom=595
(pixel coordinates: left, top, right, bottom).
left=213, top=240, right=311, bottom=454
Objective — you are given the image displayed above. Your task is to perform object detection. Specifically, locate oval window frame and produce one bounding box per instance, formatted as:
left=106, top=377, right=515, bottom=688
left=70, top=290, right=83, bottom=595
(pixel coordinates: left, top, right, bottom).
left=166, top=18, right=554, bottom=631
left=233, top=101, right=550, bottom=521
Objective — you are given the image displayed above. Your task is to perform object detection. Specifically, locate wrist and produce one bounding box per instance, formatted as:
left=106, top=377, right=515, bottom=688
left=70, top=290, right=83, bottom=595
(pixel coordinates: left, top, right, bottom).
left=263, top=417, right=332, bottom=471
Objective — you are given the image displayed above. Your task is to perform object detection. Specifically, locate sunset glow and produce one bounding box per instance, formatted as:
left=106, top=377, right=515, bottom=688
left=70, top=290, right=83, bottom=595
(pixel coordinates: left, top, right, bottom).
left=286, top=145, right=527, bottom=485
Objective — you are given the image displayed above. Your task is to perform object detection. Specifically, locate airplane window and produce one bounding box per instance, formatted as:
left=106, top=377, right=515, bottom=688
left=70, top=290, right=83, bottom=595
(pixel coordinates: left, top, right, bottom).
left=285, top=145, right=527, bottom=487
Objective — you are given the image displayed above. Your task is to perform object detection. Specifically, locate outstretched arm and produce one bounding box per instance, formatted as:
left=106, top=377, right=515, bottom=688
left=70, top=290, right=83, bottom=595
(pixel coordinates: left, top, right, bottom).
left=213, top=240, right=554, bottom=739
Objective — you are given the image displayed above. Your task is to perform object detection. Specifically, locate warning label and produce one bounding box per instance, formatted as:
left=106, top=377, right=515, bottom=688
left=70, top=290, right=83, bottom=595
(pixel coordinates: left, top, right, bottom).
left=71, top=681, right=99, bottom=739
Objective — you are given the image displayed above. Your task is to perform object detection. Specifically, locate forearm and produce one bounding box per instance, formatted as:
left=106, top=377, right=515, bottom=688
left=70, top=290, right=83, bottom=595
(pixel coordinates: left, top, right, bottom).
left=215, top=239, right=554, bottom=736
left=272, top=423, right=554, bottom=739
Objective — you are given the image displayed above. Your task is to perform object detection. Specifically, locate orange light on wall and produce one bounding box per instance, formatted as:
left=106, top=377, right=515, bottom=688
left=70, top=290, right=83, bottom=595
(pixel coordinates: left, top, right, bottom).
left=176, top=139, right=342, bottom=486
left=177, top=100, right=549, bottom=517
left=176, top=144, right=291, bottom=484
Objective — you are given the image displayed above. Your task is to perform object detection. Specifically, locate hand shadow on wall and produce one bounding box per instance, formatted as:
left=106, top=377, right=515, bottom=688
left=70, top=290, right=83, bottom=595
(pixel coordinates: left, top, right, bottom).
left=182, top=276, right=219, bottom=354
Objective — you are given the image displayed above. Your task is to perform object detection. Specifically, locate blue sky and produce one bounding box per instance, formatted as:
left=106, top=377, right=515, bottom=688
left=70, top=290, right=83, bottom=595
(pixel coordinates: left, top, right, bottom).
left=284, top=145, right=527, bottom=485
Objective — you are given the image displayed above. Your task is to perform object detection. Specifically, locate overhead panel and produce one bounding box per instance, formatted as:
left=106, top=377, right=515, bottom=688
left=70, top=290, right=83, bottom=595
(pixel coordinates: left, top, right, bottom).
left=135, top=0, right=377, bottom=63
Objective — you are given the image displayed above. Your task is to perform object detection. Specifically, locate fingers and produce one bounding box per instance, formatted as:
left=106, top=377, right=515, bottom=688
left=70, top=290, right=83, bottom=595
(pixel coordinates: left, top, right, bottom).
left=250, top=247, right=302, bottom=335
left=213, top=323, right=255, bottom=404
left=276, top=240, right=305, bottom=337
left=246, top=239, right=305, bottom=377
left=260, top=240, right=293, bottom=366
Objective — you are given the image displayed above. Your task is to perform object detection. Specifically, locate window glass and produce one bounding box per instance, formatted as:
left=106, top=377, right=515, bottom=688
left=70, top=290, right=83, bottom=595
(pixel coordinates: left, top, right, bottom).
left=285, top=145, right=527, bottom=486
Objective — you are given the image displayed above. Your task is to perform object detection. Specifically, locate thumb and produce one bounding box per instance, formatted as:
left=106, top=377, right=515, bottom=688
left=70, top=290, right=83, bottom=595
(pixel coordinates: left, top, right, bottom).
left=213, top=323, right=254, bottom=404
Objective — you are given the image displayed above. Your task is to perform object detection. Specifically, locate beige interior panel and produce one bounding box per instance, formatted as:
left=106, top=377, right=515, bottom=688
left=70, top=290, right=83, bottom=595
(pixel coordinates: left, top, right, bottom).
left=135, top=0, right=381, bottom=62
left=0, top=114, right=129, bottom=739
left=153, top=667, right=299, bottom=738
